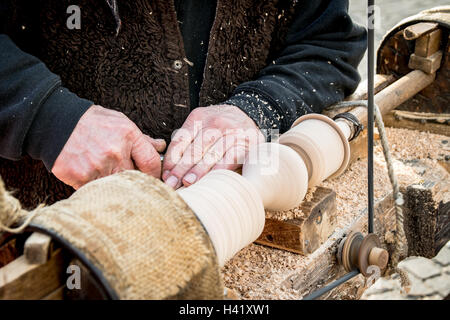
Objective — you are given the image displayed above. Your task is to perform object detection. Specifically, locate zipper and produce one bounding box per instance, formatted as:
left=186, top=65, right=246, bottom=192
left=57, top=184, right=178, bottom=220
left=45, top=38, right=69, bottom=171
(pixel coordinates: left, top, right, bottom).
left=198, top=0, right=220, bottom=106
left=169, top=0, right=191, bottom=111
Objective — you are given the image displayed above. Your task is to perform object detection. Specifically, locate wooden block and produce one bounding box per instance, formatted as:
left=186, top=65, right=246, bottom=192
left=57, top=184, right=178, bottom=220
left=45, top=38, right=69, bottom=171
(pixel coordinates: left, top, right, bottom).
left=409, top=51, right=443, bottom=74
left=0, top=249, right=66, bottom=299
left=256, top=187, right=336, bottom=255
left=415, top=29, right=442, bottom=58
left=403, top=22, right=438, bottom=40
left=24, top=232, right=53, bottom=265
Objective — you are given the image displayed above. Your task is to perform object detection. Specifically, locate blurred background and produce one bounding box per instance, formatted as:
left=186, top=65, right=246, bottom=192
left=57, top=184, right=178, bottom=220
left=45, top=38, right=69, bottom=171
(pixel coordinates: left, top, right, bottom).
left=348, top=0, right=448, bottom=79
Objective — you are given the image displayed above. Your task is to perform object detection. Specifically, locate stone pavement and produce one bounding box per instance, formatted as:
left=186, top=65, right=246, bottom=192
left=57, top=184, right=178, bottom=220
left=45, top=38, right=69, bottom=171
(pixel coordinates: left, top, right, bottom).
left=361, top=241, right=450, bottom=300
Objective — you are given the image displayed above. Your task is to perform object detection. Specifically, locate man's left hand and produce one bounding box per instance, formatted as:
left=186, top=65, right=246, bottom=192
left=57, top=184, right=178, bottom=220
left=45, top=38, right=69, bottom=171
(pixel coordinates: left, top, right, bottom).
left=162, top=104, right=264, bottom=189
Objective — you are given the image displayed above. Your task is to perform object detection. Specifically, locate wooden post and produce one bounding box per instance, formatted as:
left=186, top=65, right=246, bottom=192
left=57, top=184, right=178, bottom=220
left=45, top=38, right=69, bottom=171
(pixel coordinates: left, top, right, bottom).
left=348, top=70, right=436, bottom=127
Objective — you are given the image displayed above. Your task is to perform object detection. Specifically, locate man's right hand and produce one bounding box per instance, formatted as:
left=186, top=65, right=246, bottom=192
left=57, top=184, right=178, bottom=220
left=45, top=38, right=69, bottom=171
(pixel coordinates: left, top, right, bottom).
left=51, top=105, right=166, bottom=189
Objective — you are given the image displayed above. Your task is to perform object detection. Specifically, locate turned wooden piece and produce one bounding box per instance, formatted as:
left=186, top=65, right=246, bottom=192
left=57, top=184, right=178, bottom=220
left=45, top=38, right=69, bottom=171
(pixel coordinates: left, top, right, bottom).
left=242, top=143, right=309, bottom=211
left=177, top=170, right=265, bottom=266
left=179, top=115, right=351, bottom=264
left=278, top=114, right=350, bottom=187
left=178, top=142, right=312, bottom=265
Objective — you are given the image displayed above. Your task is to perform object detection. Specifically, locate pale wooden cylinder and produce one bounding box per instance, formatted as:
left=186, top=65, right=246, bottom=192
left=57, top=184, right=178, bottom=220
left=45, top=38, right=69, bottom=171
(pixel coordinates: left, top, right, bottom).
left=279, top=114, right=350, bottom=187
left=177, top=170, right=265, bottom=266
left=242, top=143, right=309, bottom=211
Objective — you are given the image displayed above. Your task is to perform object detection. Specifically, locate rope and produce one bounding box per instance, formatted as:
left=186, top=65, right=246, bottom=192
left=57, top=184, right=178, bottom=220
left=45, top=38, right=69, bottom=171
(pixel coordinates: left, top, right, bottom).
left=0, top=177, right=43, bottom=234
left=331, top=101, right=409, bottom=286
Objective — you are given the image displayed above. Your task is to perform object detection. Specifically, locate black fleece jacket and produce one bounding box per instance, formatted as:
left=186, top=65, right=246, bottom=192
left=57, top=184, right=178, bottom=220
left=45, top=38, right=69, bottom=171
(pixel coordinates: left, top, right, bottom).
left=0, top=0, right=367, bottom=170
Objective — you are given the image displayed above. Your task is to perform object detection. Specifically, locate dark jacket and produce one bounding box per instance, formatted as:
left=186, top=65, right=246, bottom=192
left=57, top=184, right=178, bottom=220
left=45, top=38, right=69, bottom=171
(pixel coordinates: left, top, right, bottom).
left=0, top=0, right=366, bottom=208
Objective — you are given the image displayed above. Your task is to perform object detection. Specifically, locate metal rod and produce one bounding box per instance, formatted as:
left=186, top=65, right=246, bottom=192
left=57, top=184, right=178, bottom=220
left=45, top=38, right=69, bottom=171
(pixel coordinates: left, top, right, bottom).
left=302, top=270, right=360, bottom=300
left=367, top=0, right=375, bottom=234
left=299, top=1, right=378, bottom=301
left=300, top=2, right=377, bottom=301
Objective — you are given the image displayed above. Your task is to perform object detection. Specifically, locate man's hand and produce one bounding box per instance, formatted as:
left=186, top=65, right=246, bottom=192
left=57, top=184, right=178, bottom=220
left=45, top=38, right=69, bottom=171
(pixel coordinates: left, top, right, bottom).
left=162, top=104, right=264, bottom=189
left=52, top=105, right=166, bottom=189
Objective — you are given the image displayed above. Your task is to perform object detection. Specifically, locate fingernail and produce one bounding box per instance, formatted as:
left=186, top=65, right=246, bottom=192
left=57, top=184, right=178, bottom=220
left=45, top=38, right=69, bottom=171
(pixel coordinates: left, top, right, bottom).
left=166, top=175, right=179, bottom=188
left=183, top=173, right=197, bottom=184
left=163, top=170, right=170, bottom=180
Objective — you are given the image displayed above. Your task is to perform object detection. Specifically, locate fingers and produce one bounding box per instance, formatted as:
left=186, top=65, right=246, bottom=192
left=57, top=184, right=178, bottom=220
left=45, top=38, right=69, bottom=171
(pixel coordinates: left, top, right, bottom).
left=164, top=128, right=222, bottom=188
left=131, top=134, right=162, bottom=178
left=162, top=126, right=196, bottom=180
left=181, top=136, right=230, bottom=186
left=162, top=105, right=266, bottom=189
left=211, top=139, right=248, bottom=172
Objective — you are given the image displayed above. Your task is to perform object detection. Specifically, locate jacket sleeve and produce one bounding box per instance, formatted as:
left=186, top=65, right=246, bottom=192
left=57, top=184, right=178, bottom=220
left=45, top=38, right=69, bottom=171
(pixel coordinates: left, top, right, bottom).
left=0, top=34, right=93, bottom=170
left=225, top=0, right=367, bottom=136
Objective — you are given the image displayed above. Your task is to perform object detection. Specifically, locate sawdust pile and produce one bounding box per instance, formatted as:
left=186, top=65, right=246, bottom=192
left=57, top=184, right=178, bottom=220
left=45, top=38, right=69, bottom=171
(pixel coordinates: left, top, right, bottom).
left=222, top=127, right=449, bottom=299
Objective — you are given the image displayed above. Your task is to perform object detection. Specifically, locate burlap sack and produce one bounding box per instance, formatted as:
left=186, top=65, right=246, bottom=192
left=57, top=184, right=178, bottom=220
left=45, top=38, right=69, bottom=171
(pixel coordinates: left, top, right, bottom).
left=0, top=170, right=223, bottom=299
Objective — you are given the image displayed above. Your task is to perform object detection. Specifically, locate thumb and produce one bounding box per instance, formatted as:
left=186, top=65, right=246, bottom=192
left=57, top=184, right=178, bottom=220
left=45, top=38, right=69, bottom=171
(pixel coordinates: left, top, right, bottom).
left=131, top=134, right=162, bottom=178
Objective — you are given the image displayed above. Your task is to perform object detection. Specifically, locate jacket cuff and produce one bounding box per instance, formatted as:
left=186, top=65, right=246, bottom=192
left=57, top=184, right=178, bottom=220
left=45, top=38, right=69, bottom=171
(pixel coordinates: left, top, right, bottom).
left=224, top=90, right=284, bottom=141
left=25, top=86, right=93, bottom=170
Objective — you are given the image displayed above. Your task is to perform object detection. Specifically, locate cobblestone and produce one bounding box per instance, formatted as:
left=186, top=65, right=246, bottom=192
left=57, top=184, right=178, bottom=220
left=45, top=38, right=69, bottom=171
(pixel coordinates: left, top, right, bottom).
left=365, top=290, right=408, bottom=300
left=398, top=257, right=442, bottom=279
left=433, top=243, right=450, bottom=266
left=406, top=274, right=436, bottom=297
left=361, top=241, right=450, bottom=300
left=424, top=274, right=450, bottom=297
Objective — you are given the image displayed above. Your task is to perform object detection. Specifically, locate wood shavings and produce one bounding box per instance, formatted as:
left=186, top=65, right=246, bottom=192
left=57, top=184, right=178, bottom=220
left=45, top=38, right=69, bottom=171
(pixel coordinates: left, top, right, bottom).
left=381, top=128, right=449, bottom=160
left=265, top=187, right=316, bottom=220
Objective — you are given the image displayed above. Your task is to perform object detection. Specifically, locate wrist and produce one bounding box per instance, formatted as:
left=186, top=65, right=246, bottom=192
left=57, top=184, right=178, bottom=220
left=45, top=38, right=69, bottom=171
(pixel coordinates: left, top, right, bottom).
left=24, top=86, right=93, bottom=170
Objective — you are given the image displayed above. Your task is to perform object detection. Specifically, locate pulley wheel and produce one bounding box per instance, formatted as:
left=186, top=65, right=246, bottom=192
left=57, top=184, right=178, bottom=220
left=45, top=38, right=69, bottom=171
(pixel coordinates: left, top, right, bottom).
left=358, top=233, right=382, bottom=277
left=338, top=231, right=364, bottom=273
